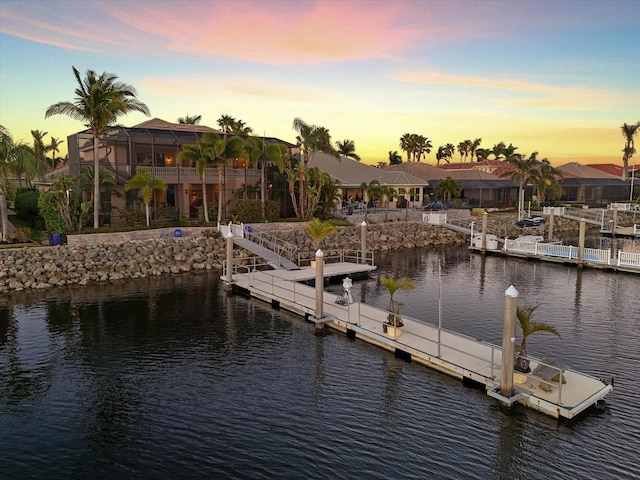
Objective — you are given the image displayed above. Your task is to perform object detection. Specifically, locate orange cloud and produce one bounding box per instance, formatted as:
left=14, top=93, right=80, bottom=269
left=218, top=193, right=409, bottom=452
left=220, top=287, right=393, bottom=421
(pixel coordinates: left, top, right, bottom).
left=394, top=70, right=634, bottom=110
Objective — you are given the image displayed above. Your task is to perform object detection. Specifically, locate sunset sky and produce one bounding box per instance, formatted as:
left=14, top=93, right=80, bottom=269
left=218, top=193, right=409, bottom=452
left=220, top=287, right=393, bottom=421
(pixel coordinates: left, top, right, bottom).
left=1, top=0, right=639, bottom=167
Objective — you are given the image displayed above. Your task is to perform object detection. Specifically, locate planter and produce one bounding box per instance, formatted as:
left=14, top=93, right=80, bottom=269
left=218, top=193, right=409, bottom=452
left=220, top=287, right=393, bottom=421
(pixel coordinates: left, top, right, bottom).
left=51, top=233, right=63, bottom=246
left=383, top=323, right=402, bottom=338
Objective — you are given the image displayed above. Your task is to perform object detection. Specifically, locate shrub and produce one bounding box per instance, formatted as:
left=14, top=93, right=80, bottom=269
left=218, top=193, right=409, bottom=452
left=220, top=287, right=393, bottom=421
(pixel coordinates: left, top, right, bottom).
left=14, top=188, right=39, bottom=216
left=471, top=208, right=484, bottom=217
left=235, top=200, right=280, bottom=223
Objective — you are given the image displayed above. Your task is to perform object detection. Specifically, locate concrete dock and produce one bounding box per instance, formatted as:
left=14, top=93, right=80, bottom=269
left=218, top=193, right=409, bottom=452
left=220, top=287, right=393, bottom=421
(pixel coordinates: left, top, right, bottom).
left=228, top=264, right=613, bottom=420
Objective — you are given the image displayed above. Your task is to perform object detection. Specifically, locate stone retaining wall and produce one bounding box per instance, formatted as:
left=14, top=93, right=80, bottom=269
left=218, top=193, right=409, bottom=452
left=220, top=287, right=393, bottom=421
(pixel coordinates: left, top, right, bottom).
left=2, top=214, right=595, bottom=293
left=0, top=222, right=468, bottom=293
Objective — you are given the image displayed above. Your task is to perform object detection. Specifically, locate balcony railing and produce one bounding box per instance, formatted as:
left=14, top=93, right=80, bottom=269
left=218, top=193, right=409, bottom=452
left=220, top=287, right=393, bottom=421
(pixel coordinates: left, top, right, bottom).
left=138, top=166, right=261, bottom=183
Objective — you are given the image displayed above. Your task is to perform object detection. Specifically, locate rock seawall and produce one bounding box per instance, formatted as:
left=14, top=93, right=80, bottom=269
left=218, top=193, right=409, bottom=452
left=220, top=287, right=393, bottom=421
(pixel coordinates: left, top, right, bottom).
left=0, top=222, right=467, bottom=293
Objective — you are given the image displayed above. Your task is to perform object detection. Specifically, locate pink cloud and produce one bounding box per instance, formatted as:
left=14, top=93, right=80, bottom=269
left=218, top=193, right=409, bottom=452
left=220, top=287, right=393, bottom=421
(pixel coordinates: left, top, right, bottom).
left=104, top=0, right=425, bottom=64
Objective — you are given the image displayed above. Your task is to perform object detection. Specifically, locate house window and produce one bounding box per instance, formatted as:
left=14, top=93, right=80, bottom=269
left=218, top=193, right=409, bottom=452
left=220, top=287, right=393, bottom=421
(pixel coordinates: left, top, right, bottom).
left=410, top=188, right=420, bottom=202
left=136, top=152, right=166, bottom=166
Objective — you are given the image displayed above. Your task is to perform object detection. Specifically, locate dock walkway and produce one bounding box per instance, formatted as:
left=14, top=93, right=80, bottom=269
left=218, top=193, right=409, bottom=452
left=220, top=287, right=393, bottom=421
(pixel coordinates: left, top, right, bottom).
left=229, top=265, right=612, bottom=420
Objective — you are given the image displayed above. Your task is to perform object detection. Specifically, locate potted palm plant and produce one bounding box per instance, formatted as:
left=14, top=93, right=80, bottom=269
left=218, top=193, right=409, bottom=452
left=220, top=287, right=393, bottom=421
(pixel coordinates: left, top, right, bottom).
left=305, top=218, right=337, bottom=267
left=515, top=305, right=560, bottom=373
left=379, top=275, right=415, bottom=337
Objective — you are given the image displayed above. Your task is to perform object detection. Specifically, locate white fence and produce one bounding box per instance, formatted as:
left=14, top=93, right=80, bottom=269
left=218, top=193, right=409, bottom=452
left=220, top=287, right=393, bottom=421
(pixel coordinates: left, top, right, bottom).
left=543, top=206, right=565, bottom=216
left=608, top=202, right=640, bottom=212
left=503, top=239, right=640, bottom=268
left=422, top=212, right=448, bottom=225
left=218, top=222, right=245, bottom=238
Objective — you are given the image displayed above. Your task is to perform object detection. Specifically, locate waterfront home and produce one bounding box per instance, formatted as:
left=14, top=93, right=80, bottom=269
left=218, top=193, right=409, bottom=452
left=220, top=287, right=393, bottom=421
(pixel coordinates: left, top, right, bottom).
left=64, top=118, right=296, bottom=225
left=308, top=152, right=428, bottom=208
left=385, top=162, right=518, bottom=208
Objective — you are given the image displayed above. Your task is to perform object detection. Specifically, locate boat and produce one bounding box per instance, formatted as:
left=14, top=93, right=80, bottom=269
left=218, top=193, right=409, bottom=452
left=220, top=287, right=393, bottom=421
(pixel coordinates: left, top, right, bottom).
left=514, top=235, right=562, bottom=245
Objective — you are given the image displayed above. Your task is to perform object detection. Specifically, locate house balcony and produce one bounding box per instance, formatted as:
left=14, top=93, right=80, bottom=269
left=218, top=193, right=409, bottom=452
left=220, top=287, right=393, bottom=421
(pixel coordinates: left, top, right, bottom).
left=138, top=166, right=262, bottom=184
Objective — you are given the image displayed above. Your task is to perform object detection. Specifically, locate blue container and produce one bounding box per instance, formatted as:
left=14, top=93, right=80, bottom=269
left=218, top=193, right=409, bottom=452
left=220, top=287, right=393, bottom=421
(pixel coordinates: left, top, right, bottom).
left=173, top=229, right=183, bottom=238
left=52, top=233, right=62, bottom=246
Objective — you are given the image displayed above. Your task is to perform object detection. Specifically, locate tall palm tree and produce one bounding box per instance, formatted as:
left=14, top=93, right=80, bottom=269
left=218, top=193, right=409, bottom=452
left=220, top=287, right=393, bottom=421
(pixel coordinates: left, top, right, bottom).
left=48, top=136, right=64, bottom=170
left=515, top=305, right=560, bottom=373
left=177, top=114, right=202, bottom=124
left=124, top=167, right=168, bottom=227
left=457, top=141, right=468, bottom=162
left=336, top=139, right=361, bottom=161
left=388, top=150, right=402, bottom=165
left=399, top=133, right=414, bottom=162
left=436, top=146, right=448, bottom=166
left=620, top=121, right=640, bottom=181
left=532, top=158, right=562, bottom=205
left=469, top=138, right=482, bottom=161
left=178, top=135, right=214, bottom=222
left=500, top=152, right=540, bottom=219
left=231, top=119, right=253, bottom=136
left=45, top=66, right=150, bottom=228
left=291, top=118, right=338, bottom=220
left=413, top=135, right=433, bottom=162
left=217, top=114, right=236, bottom=137
left=214, top=136, right=246, bottom=224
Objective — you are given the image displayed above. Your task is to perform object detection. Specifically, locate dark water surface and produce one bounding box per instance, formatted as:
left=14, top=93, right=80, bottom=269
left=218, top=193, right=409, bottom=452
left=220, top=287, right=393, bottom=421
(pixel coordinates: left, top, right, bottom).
left=1, top=247, right=638, bottom=479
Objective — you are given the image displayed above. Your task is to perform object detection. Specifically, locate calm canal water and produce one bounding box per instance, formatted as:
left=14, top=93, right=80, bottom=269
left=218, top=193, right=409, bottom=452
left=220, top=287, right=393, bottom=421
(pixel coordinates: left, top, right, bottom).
left=1, top=246, right=638, bottom=479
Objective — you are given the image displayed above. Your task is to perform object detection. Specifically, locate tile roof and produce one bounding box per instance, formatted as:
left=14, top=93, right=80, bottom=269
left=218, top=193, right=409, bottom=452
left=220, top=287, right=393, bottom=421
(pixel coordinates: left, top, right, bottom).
left=308, top=153, right=427, bottom=187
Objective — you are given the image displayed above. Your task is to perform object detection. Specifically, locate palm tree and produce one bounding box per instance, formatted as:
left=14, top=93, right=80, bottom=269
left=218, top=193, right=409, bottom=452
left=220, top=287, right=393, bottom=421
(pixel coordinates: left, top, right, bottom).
left=532, top=158, right=562, bottom=205
left=620, top=121, right=640, bottom=181
left=305, top=217, right=338, bottom=253
left=413, top=135, right=433, bottom=162
left=399, top=133, right=414, bottom=162
left=515, top=305, right=560, bottom=373
left=124, top=167, right=168, bottom=226
left=48, top=136, right=64, bottom=170
left=500, top=152, right=540, bottom=219
left=45, top=66, right=150, bottom=228
left=0, top=125, right=16, bottom=240
left=336, top=139, right=361, bottom=161
left=359, top=179, right=381, bottom=221
left=435, top=176, right=462, bottom=206
left=379, top=185, right=398, bottom=221
left=388, top=150, right=402, bottom=165
left=469, top=138, right=482, bottom=161
left=379, top=275, right=415, bottom=327
left=177, top=114, right=202, bottom=125
left=291, top=118, right=339, bottom=220
left=457, top=141, right=468, bottom=162
left=217, top=114, right=236, bottom=137
left=436, top=145, right=454, bottom=166
left=231, top=119, right=253, bottom=136
left=178, top=133, right=216, bottom=222
left=11, top=142, right=37, bottom=187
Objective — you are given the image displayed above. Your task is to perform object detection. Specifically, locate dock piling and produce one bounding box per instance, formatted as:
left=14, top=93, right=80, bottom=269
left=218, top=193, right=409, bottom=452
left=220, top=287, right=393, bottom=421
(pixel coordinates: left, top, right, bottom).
left=360, top=221, right=367, bottom=264
left=500, top=285, right=518, bottom=397
left=225, top=231, right=234, bottom=285
left=314, top=249, right=325, bottom=320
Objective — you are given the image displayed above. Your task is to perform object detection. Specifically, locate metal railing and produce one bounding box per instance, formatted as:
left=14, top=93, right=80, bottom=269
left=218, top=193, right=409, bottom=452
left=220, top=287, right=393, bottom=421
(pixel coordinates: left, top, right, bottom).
left=139, top=166, right=261, bottom=182
left=245, top=229, right=299, bottom=263
left=619, top=251, right=640, bottom=267
left=297, top=249, right=375, bottom=267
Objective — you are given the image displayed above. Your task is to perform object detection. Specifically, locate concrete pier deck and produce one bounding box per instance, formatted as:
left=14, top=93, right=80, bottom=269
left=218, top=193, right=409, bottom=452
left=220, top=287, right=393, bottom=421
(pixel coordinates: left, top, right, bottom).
left=228, top=265, right=613, bottom=420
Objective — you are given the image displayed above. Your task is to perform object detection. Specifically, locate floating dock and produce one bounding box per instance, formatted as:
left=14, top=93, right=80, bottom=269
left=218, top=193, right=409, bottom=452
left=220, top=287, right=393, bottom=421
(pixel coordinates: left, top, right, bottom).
left=228, top=264, right=613, bottom=420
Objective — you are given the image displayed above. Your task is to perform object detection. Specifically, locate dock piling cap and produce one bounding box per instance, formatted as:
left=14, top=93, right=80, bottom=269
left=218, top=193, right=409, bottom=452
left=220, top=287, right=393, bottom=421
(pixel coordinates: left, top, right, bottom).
left=505, top=285, right=519, bottom=297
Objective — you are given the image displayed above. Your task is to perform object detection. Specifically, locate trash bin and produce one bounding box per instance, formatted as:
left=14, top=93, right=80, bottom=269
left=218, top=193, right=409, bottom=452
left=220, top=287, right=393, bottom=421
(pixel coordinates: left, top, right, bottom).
left=52, top=233, right=62, bottom=246
left=173, top=229, right=183, bottom=237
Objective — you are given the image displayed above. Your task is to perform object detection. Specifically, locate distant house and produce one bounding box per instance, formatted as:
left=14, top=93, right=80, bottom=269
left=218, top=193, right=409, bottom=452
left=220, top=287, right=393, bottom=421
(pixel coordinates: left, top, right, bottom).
left=65, top=118, right=296, bottom=225
left=556, top=163, right=629, bottom=206
left=384, top=162, right=518, bottom=208
left=308, top=153, right=427, bottom=207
